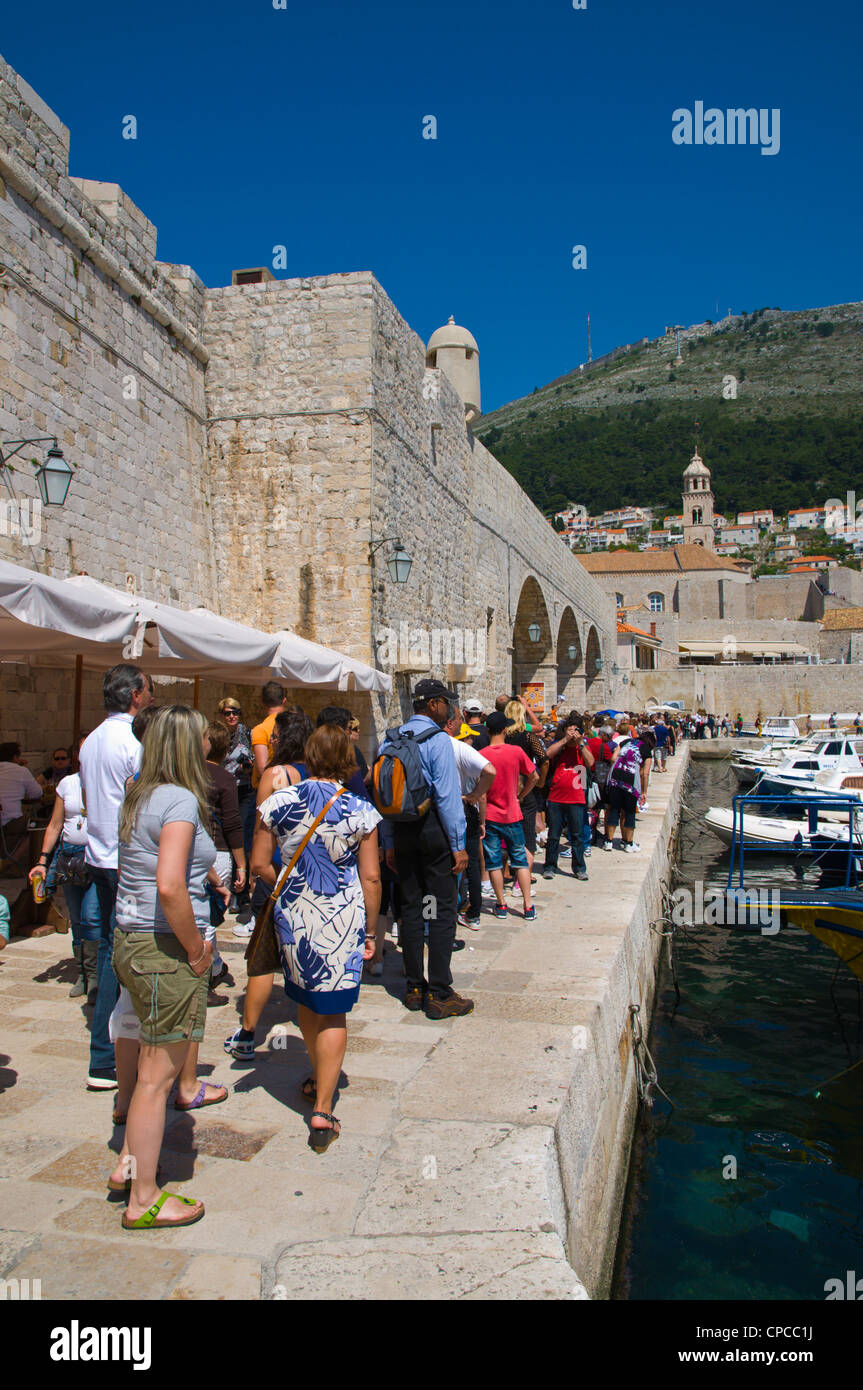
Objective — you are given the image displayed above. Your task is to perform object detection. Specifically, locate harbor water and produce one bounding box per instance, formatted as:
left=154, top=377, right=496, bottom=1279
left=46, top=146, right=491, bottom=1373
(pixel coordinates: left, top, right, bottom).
left=613, top=754, right=863, bottom=1301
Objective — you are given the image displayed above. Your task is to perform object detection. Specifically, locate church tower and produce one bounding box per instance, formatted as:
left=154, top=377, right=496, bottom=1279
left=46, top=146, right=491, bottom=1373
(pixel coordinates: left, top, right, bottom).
left=682, top=446, right=715, bottom=550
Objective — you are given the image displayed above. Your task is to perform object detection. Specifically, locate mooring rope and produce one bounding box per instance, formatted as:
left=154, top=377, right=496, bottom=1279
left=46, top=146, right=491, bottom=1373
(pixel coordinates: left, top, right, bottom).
left=629, top=1003, right=675, bottom=1111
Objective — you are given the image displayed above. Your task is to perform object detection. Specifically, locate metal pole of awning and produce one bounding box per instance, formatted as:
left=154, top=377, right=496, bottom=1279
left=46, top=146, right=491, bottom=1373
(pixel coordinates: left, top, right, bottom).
left=73, top=653, right=83, bottom=746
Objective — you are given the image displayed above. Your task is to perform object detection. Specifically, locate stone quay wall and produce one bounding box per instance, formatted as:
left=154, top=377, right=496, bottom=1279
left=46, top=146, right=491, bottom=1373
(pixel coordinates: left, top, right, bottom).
left=622, top=662, right=863, bottom=721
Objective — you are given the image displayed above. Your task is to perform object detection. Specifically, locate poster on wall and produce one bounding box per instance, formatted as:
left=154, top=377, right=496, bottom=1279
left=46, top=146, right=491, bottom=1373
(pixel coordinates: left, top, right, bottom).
left=521, top=682, right=545, bottom=715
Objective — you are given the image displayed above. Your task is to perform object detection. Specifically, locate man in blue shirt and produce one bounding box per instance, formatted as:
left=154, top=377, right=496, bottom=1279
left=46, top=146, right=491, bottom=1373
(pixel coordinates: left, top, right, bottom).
left=652, top=718, right=670, bottom=772
left=380, top=679, right=471, bottom=1020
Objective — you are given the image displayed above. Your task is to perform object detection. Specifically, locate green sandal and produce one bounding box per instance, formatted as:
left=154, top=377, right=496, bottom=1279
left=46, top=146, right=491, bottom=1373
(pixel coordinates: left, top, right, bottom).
left=121, top=1190, right=205, bottom=1230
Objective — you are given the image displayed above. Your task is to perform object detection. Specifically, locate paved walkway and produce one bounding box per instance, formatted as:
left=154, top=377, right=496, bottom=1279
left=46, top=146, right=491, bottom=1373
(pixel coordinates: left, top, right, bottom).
left=0, top=765, right=684, bottom=1300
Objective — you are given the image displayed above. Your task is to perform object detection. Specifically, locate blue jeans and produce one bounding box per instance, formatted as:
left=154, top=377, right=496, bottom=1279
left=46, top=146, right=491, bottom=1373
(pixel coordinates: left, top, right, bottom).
left=89, top=867, right=120, bottom=1073
left=545, top=802, right=586, bottom=873
left=238, top=784, right=256, bottom=856
left=46, top=842, right=100, bottom=944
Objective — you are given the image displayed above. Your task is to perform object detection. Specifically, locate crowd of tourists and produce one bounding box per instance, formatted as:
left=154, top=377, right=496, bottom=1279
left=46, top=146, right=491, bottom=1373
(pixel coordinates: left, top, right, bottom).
left=0, top=665, right=679, bottom=1231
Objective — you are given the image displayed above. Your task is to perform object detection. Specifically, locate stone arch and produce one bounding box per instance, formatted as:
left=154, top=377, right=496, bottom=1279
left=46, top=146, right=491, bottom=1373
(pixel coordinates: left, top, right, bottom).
left=512, top=576, right=555, bottom=713
left=556, top=606, right=583, bottom=706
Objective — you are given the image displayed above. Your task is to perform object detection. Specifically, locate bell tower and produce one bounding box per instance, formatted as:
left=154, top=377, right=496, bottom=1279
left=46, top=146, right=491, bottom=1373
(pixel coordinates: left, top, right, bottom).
left=682, top=445, right=715, bottom=550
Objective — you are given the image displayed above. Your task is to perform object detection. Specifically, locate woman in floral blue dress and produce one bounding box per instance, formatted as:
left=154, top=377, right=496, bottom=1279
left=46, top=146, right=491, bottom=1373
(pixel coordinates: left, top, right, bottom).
left=252, top=724, right=381, bottom=1151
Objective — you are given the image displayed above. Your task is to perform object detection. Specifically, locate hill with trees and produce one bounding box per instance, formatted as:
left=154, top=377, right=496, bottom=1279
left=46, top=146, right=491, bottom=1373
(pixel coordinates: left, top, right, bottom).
left=474, top=303, right=863, bottom=520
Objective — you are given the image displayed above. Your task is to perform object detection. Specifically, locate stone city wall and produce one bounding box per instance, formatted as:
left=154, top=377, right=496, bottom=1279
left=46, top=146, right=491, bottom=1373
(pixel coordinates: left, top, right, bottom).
left=368, top=279, right=616, bottom=719
left=0, top=55, right=215, bottom=606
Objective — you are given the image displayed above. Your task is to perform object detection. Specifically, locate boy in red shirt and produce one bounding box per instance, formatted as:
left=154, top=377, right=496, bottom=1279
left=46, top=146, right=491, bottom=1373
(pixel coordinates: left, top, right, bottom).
left=482, top=712, right=539, bottom=920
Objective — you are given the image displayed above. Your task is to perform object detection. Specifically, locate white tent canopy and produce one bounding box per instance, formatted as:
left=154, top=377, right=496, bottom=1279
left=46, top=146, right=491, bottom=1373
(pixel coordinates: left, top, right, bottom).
left=0, top=559, right=391, bottom=692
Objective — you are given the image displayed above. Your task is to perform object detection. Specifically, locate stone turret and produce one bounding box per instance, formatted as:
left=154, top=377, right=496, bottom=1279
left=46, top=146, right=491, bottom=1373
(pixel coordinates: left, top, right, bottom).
left=426, top=316, right=481, bottom=420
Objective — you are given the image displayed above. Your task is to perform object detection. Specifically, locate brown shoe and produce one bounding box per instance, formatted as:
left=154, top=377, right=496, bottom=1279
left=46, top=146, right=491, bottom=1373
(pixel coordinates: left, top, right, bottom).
left=404, top=986, right=426, bottom=1012
left=424, top=992, right=474, bottom=1020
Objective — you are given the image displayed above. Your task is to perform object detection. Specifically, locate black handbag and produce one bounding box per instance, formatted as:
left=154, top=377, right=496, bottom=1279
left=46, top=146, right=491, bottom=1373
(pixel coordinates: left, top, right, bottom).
left=54, top=846, right=92, bottom=888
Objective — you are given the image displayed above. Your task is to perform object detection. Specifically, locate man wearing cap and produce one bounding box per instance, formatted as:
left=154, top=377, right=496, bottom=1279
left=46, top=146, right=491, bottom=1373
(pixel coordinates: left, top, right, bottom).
left=381, top=679, right=471, bottom=1019
left=444, top=706, right=496, bottom=930
left=463, top=699, right=490, bottom=750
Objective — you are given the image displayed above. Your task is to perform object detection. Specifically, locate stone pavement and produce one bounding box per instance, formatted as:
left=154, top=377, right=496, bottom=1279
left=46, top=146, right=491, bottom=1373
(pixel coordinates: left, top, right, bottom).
left=0, top=761, right=686, bottom=1301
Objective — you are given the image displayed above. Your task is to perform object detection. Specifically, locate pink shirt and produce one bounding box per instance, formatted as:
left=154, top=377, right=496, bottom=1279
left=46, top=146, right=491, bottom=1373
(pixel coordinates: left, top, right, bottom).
left=483, top=743, right=535, bottom=823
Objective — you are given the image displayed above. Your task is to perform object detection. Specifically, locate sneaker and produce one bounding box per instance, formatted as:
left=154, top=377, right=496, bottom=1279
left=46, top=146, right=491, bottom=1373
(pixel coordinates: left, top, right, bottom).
left=542, top=867, right=556, bottom=880
left=559, top=847, right=572, bottom=859
left=584, top=846, right=592, bottom=857
left=575, top=870, right=589, bottom=881
left=638, top=801, right=649, bottom=813
left=631, top=840, right=642, bottom=852
left=492, top=903, right=508, bottom=918
left=232, top=921, right=255, bottom=940
left=603, top=840, right=614, bottom=853
left=452, top=939, right=466, bottom=952
left=524, top=906, right=537, bottom=921
left=458, top=914, right=481, bottom=930
left=404, top=986, right=426, bottom=1012
left=223, top=1028, right=256, bottom=1060
left=424, top=991, right=474, bottom=1020
left=623, top=842, right=637, bottom=854
left=481, top=882, right=495, bottom=899
left=86, top=1067, right=118, bottom=1091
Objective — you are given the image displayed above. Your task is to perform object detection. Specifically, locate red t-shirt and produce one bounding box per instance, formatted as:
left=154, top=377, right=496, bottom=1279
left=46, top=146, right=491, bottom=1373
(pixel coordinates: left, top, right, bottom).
left=585, top=737, right=614, bottom=763
left=484, top=743, right=535, bottom=823
left=548, top=743, right=588, bottom=805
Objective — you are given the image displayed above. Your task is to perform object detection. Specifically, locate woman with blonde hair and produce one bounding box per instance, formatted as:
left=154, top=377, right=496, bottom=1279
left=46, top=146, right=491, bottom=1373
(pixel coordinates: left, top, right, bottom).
left=111, top=704, right=221, bottom=1230
left=504, top=699, right=548, bottom=878
left=251, top=723, right=381, bottom=1151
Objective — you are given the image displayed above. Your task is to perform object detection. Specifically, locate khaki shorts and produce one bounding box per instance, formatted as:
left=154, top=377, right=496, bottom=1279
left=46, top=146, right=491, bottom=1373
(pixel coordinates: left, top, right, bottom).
left=113, top=930, right=208, bottom=1046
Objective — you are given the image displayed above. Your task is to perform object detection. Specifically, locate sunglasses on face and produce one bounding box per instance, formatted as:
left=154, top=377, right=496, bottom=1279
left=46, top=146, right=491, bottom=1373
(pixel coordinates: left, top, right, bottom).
left=222, top=709, right=240, bottom=717
left=348, top=722, right=360, bottom=733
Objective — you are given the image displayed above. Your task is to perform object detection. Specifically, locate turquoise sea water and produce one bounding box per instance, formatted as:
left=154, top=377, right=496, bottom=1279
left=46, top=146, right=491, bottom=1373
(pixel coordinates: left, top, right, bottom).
left=613, top=757, right=863, bottom=1301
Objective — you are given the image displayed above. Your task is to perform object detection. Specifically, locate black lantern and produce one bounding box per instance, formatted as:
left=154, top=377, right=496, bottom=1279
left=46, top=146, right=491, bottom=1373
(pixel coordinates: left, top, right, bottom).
left=386, top=544, right=412, bottom=584
left=36, top=445, right=73, bottom=506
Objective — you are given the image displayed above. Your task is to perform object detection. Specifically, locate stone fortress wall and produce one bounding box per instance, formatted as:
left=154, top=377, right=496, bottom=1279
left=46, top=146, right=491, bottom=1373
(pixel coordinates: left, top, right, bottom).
left=0, top=56, right=214, bottom=606
left=0, top=54, right=615, bottom=759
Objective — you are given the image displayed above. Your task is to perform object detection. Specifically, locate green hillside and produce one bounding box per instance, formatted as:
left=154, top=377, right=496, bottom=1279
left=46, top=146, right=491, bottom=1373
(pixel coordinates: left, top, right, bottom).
left=474, top=303, right=863, bottom=519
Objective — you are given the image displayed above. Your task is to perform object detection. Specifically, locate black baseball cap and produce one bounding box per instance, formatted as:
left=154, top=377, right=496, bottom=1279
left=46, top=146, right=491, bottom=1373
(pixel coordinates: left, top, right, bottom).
left=485, top=711, right=515, bottom=734
left=413, top=678, right=458, bottom=703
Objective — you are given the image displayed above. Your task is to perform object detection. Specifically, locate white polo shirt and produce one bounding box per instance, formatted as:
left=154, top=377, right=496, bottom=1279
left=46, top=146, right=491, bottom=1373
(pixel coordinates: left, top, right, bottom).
left=0, top=761, right=43, bottom=825
left=449, top=736, right=492, bottom=797
left=78, top=713, right=142, bottom=869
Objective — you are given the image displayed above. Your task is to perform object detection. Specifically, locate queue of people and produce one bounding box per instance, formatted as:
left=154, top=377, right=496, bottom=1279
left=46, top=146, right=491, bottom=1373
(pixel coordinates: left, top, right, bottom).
left=3, top=665, right=674, bottom=1229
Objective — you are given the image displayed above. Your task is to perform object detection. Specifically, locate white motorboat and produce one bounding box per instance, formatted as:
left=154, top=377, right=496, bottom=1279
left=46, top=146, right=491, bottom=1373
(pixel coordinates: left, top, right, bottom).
left=732, top=732, right=859, bottom=786
left=789, top=767, right=863, bottom=820
left=739, top=736, right=863, bottom=795
left=704, top=805, right=863, bottom=855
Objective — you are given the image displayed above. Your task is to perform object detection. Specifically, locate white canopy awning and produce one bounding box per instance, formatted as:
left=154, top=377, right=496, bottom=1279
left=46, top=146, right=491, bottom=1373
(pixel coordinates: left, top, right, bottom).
left=679, top=639, right=809, bottom=658
left=0, top=560, right=391, bottom=691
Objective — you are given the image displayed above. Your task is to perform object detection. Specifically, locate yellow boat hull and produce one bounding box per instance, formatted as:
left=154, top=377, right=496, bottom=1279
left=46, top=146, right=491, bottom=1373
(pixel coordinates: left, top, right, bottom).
left=779, top=904, right=863, bottom=983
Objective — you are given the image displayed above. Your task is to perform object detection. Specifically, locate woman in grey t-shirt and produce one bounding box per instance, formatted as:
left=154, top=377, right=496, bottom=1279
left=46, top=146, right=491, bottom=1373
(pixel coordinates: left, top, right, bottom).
left=111, top=705, right=226, bottom=1231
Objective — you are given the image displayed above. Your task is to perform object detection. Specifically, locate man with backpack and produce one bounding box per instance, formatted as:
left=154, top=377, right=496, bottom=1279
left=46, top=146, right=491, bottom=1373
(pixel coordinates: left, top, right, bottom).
left=373, top=679, right=471, bottom=1020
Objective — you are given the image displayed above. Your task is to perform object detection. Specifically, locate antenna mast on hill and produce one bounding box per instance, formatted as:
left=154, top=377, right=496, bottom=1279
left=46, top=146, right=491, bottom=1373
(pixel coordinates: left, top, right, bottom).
left=587, top=313, right=592, bottom=364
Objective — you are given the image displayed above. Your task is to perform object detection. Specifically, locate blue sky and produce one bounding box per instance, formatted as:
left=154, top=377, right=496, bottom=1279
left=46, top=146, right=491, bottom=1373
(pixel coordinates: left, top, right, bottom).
left=3, top=0, right=860, bottom=411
